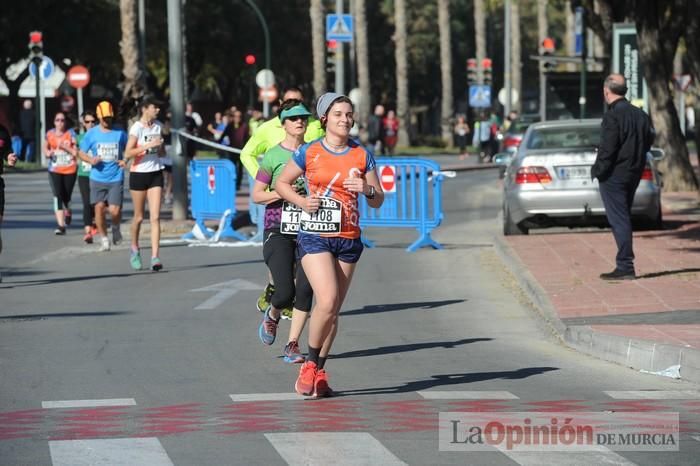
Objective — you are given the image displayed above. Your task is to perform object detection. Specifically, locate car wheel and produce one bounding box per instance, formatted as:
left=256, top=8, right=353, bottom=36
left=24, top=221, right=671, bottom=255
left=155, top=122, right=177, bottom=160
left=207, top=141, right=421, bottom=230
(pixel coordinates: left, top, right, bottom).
left=503, top=205, right=528, bottom=236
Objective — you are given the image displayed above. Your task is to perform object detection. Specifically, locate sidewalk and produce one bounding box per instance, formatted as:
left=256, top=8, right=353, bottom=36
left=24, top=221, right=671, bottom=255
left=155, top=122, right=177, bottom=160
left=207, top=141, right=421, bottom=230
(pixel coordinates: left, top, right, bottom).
left=495, top=191, right=700, bottom=384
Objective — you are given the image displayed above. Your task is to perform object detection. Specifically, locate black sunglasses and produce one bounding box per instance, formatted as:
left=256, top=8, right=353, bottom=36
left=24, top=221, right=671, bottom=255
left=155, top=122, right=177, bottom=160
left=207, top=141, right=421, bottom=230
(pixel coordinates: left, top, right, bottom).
left=286, top=116, right=309, bottom=122
left=84, top=119, right=96, bottom=124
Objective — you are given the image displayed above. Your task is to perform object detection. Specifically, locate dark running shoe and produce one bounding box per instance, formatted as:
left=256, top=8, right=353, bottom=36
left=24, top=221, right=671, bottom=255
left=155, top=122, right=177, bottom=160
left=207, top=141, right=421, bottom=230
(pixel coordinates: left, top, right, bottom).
left=600, top=269, right=636, bottom=281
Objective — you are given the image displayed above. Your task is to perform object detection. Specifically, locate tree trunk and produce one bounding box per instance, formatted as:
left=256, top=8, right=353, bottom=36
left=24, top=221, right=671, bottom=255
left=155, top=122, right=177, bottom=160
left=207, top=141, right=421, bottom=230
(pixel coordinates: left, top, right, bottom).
left=355, top=0, right=370, bottom=132
left=438, top=0, right=453, bottom=148
left=511, top=0, right=521, bottom=113
left=474, top=0, right=486, bottom=84
left=634, top=3, right=698, bottom=192
left=120, top=0, right=144, bottom=105
left=310, top=0, right=326, bottom=100
left=394, top=0, right=410, bottom=146
left=686, top=1, right=700, bottom=171
left=181, top=0, right=189, bottom=99
left=564, top=0, right=576, bottom=72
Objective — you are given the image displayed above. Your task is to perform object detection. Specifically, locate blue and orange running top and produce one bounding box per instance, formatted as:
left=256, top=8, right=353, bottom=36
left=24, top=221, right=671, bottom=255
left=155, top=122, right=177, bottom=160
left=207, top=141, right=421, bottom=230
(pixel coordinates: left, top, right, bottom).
left=291, top=138, right=376, bottom=239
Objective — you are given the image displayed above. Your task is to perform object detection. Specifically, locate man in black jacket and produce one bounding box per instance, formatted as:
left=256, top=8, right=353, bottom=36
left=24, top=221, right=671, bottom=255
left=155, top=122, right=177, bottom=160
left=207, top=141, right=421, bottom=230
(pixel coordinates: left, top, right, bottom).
left=591, top=74, right=654, bottom=280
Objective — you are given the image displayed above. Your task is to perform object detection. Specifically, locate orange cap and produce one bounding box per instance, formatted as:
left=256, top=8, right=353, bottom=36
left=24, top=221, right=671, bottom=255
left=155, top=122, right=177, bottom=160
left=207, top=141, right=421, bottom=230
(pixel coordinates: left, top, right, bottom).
left=96, top=101, right=114, bottom=119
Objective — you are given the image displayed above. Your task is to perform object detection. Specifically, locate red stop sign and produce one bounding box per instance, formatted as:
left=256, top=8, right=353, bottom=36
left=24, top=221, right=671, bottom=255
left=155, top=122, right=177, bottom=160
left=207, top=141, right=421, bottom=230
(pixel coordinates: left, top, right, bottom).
left=380, top=165, right=396, bottom=193
left=67, top=65, right=90, bottom=89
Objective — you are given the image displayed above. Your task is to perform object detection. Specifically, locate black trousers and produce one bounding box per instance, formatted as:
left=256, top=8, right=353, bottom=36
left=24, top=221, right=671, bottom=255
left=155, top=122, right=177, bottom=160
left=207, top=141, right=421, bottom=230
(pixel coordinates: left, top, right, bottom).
left=599, top=177, right=640, bottom=273
left=78, top=176, right=94, bottom=227
left=263, top=230, right=313, bottom=312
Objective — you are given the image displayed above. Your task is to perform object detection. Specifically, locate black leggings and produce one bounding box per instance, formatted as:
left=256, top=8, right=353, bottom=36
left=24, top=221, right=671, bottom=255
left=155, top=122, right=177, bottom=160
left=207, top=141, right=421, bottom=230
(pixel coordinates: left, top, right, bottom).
left=263, top=230, right=313, bottom=312
left=49, top=172, right=77, bottom=211
left=78, top=176, right=94, bottom=227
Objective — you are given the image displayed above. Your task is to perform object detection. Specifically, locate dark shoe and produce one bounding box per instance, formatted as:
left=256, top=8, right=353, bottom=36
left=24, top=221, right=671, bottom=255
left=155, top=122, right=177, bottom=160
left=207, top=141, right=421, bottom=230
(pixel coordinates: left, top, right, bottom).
left=600, top=269, right=636, bottom=281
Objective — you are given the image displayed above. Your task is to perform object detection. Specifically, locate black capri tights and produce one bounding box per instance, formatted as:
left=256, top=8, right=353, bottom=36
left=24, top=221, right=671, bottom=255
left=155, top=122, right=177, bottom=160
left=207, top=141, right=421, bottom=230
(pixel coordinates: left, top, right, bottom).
left=49, top=172, right=77, bottom=211
left=263, top=230, right=313, bottom=312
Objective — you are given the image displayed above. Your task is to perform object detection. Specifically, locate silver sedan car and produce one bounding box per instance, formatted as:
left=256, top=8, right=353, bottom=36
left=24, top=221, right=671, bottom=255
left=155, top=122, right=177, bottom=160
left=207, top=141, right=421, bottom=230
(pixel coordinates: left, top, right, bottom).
left=501, top=119, right=663, bottom=235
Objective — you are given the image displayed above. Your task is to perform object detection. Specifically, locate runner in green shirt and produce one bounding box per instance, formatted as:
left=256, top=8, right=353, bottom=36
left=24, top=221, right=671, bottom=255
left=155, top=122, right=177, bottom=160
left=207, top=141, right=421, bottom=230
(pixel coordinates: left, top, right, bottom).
left=240, top=87, right=324, bottom=178
left=242, top=87, right=324, bottom=314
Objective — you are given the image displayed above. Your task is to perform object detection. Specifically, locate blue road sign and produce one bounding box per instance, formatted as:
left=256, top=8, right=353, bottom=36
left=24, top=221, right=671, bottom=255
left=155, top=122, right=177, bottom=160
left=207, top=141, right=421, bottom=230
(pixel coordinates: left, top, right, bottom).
left=574, top=7, right=584, bottom=56
left=469, top=85, right=492, bottom=108
left=28, top=56, right=55, bottom=80
left=326, top=14, right=354, bottom=42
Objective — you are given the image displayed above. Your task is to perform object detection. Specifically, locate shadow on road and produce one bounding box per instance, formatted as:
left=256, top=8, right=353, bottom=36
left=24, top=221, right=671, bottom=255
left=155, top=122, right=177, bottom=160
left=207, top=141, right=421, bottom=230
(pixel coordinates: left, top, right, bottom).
left=637, top=267, right=700, bottom=279
left=336, top=367, right=559, bottom=396
left=0, top=311, right=131, bottom=321
left=331, top=337, right=492, bottom=359
left=1, top=260, right=262, bottom=288
left=341, top=299, right=465, bottom=316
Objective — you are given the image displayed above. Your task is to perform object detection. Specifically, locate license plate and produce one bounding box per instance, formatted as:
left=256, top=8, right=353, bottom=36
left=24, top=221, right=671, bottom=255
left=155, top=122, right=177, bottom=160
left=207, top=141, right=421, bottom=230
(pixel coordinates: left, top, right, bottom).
left=557, top=166, right=590, bottom=179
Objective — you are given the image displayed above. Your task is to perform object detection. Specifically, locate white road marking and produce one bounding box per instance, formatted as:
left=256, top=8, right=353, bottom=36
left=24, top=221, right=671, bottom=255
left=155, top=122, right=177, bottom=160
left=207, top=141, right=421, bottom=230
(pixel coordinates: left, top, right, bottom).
left=190, top=278, right=261, bottom=310
left=500, top=445, right=637, bottom=466
left=49, top=437, right=174, bottom=466
left=266, top=432, right=407, bottom=466
left=230, top=393, right=302, bottom=402
left=603, top=390, right=700, bottom=399
left=418, top=390, right=519, bottom=400
left=691, top=435, right=700, bottom=443
left=42, top=398, right=136, bottom=409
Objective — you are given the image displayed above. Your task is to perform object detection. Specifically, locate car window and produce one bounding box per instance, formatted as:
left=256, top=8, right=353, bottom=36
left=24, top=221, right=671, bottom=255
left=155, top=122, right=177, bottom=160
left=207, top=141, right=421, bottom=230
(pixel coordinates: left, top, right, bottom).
left=526, top=126, right=600, bottom=150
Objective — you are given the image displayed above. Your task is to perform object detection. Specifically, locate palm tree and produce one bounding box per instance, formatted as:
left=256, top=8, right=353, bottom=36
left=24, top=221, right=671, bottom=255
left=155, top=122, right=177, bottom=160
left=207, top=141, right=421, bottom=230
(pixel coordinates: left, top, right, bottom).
left=354, top=0, right=371, bottom=132
left=119, top=0, right=144, bottom=105
left=394, top=0, right=410, bottom=146
left=310, top=0, right=325, bottom=99
left=511, top=0, right=521, bottom=113
left=438, top=0, right=454, bottom=148
left=474, top=0, right=486, bottom=83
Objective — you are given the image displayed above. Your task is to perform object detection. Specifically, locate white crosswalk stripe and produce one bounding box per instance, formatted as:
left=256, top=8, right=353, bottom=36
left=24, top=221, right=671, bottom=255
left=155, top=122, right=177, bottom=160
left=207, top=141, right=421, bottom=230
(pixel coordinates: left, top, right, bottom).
left=265, top=432, right=408, bottom=466
left=42, top=398, right=137, bottom=409
left=49, top=438, right=174, bottom=466
left=500, top=445, right=637, bottom=466
left=230, top=393, right=301, bottom=402
left=603, top=390, right=700, bottom=399
left=418, top=390, right=519, bottom=399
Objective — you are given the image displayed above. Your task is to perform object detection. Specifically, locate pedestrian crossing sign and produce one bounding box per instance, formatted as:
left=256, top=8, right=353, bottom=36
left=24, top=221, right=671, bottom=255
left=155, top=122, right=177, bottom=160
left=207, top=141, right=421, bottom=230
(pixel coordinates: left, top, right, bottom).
left=469, top=85, right=492, bottom=108
left=326, top=14, right=354, bottom=42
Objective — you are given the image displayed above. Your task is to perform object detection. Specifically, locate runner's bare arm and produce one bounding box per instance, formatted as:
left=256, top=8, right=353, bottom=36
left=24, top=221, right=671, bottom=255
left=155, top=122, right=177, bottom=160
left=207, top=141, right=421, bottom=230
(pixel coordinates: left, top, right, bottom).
left=251, top=179, right=282, bottom=205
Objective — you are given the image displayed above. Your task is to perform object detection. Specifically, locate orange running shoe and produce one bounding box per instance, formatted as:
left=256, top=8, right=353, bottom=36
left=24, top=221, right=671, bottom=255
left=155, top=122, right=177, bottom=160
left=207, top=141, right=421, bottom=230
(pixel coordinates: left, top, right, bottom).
left=313, top=369, right=333, bottom=398
left=295, top=361, right=317, bottom=396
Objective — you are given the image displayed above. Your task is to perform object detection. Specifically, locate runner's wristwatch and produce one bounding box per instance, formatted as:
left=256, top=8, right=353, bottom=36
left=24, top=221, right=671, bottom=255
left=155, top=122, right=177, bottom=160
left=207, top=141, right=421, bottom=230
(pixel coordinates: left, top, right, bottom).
left=365, top=185, right=376, bottom=199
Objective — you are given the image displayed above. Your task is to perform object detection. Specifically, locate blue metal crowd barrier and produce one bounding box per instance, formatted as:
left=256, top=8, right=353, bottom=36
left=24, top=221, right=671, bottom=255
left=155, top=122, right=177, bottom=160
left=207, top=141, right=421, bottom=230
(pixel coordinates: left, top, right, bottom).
left=248, top=174, right=266, bottom=242
left=182, top=159, right=248, bottom=241
left=359, top=157, right=445, bottom=252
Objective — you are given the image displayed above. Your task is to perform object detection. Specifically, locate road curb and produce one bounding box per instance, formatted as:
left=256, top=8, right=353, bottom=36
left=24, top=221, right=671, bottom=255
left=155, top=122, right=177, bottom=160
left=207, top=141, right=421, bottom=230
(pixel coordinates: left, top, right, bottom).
left=492, top=234, right=700, bottom=385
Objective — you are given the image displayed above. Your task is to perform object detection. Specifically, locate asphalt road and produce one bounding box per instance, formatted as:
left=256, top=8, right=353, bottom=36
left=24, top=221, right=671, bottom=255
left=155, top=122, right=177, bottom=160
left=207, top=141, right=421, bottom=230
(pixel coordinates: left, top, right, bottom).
left=1, top=168, right=698, bottom=465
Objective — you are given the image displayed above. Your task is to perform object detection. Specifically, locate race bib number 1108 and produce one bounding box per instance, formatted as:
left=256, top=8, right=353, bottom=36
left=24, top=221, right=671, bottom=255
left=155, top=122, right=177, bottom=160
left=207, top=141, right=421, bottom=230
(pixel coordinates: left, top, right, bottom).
left=299, top=197, right=342, bottom=234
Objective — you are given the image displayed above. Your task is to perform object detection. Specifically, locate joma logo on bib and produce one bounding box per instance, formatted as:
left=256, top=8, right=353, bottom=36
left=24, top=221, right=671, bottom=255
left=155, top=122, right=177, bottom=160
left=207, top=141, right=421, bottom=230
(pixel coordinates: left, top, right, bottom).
left=300, top=197, right=342, bottom=234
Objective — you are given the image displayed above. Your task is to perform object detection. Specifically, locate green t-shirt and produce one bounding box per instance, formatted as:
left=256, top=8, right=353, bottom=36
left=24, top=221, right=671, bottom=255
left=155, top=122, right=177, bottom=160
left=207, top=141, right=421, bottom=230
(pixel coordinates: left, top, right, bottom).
left=255, top=143, right=305, bottom=231
left=76, top=132, right=92, bottom=177
left=240, top=117, right=324, bottom=178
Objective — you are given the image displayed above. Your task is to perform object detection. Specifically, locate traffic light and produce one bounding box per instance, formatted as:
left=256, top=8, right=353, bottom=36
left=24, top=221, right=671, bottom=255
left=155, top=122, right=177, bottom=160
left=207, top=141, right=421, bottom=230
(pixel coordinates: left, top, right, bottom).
left=244, top=54, right=256, bottom=66
left=326, top=40, right=337, bottom=73
left=542, top=37, right=555, bottom=72
left=467, top=58, right=477, bottom=85
left=482, top=57, right=493, bottom=85
left=28, top=30, right=43, bottom=64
